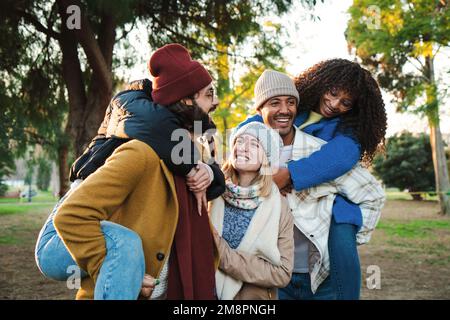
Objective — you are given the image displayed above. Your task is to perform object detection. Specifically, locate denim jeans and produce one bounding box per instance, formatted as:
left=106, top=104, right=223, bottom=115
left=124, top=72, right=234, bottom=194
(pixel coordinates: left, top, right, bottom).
left=328, top=215, right=361, bottom=300
left=279, top=273, right=335, bottom=300
left=280, top=216, right=361, bottom=300
left=35, top=195, right=145, bottom=300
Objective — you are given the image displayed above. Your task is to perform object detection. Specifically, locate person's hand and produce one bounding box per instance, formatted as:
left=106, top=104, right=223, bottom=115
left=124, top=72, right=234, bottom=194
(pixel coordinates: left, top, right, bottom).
left=273, top=167, right=292, bottom=190
left=187, top=164, right=212, bottom=193
left=280, top=184, right=293, bottom=196
left=140, top=274, right=159, bottom=299
left=193, top=190, right=208, bottom=216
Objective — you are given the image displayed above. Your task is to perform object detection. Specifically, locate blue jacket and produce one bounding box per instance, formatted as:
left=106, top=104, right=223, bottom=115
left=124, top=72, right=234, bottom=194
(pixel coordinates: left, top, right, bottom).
left=238, top=111, right=363, bottom=228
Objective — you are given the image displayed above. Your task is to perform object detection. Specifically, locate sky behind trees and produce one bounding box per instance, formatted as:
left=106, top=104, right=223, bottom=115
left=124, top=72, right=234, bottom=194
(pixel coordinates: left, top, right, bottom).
left=123, top=0, right=450, bottom=138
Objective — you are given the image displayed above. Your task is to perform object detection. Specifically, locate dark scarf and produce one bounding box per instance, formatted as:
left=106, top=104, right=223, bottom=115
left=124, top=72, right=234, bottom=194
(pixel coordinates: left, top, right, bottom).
left=167, top=175, right=217, bottom=300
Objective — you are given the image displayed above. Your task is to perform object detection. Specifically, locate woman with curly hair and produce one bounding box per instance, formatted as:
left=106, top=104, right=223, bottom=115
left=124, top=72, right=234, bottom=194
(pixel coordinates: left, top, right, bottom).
left=239, top=59, right=387, bottom=300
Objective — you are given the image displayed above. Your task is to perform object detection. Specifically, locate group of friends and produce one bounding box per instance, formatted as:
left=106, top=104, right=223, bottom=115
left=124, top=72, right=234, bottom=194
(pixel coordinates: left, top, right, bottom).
left=34, top=43, right=387, bottom=300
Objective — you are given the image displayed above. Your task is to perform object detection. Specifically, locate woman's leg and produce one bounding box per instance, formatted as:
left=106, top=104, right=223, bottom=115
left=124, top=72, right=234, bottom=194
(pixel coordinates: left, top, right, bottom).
left=328, top=216, right=361, bottom=300
left=94, top=221, right=146, bottom=300
left=35, top=193, right=88, bottom=281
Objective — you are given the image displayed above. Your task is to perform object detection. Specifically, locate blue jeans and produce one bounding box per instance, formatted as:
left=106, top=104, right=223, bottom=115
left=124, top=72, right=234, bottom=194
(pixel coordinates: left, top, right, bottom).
left=35, top=195, right=146, bottom=300
left=328, top=215, right=361, bottom=300
left=279, top=273, right=335, bottom=300
left=280, top=216, right=360, bottom=300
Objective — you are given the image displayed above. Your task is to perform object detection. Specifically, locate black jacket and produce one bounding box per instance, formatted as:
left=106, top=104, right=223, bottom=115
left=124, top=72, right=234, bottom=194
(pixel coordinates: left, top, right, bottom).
left=70, top=79, right=225, bottom=200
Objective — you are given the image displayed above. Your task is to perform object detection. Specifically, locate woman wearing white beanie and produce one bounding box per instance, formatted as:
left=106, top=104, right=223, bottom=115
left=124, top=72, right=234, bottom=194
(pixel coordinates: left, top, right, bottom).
left=209, top=122, right=294, bottom=300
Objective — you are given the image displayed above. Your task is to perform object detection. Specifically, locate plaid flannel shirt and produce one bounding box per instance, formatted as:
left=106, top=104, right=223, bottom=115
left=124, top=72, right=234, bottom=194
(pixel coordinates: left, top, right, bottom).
left=286, top=127, right=385, bottom=293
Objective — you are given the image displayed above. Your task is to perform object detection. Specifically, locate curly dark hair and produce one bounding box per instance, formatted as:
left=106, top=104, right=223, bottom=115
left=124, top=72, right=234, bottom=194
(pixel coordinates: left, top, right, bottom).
left=294, top=58, right=387, bottom=165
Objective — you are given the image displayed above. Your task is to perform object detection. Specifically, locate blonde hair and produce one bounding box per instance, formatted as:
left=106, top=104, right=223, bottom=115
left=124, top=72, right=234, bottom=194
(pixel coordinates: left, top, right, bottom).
left=222, top=146, right=273, bottom=198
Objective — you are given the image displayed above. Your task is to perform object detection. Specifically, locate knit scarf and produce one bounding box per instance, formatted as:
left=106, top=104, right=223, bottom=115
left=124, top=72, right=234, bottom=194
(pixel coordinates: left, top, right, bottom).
left=221, top=177, right=261, bottom=210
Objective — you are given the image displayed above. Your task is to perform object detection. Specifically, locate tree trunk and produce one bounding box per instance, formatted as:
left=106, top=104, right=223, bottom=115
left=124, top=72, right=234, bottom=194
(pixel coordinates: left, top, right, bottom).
left=215, top=41, right=230, bottom=163
left=57, top=144, right=69, bottom=197
left=426, top=56, right=450, bottom=215
left=57, top=1, right=87, bottom=195
left=56, top=1, right=116, bottom=197
left=77, top=79, right=113, bottom=154
left=428, top=119, right=450, bottom=214
left=77, top=13, right=116, bottom=155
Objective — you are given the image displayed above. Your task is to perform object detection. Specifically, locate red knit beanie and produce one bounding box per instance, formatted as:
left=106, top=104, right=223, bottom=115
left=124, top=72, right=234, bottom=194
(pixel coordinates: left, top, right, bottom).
left=148, top=43, right=213, bottom=105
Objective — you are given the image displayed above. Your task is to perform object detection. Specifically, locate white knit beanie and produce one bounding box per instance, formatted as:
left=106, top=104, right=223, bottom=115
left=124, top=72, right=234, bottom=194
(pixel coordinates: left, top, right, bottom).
left=253, top=69, right=299, bottom=110
left=230, top=122, right=283, bottom=172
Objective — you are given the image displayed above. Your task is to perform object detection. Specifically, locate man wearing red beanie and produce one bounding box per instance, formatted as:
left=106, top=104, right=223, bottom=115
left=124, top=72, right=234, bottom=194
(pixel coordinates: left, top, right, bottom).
left=147, top=43, right=222, bottom=300
left=149, top=43, right=214, bottom=107
left=43, top=43, right=223, bottom=300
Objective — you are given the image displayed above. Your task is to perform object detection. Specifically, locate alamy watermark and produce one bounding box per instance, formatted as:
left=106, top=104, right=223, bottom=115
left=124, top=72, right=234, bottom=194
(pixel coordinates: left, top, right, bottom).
left=366, top=265, right=381, bottom=290
left=66, top=265, right=81, bottom=290
left=66, top=5, right=81, bottom=30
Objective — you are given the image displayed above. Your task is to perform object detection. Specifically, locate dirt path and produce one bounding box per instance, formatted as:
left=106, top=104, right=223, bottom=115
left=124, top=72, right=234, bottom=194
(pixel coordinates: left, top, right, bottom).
left=0, top=200, right=449, bottom=299
left=0, top=206, right=74, bottom=299
left=359, top=200, right=450, bottom=299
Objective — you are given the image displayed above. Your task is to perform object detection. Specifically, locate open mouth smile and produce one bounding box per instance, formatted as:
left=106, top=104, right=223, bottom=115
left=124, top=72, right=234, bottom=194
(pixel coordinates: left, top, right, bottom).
left=274, top=116, right=292, bottom=125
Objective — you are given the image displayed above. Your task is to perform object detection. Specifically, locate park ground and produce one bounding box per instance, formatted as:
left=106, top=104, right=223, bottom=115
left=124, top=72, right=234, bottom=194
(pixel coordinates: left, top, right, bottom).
left=0, top=191, right=449, bottom=300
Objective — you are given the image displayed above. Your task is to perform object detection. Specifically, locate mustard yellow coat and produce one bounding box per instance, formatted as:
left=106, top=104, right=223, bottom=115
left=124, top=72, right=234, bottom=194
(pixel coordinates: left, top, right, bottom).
left=54, top=140, right=219, bottom=299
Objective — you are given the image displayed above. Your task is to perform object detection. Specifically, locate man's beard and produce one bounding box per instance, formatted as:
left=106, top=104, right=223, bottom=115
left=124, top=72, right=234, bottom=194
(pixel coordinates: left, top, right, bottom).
left=166, top=100, right=216, bottom=134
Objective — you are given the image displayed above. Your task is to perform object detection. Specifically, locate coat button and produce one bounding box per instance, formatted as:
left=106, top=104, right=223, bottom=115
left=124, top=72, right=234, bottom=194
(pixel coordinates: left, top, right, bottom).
left=156, top=253, right=165, bottom=261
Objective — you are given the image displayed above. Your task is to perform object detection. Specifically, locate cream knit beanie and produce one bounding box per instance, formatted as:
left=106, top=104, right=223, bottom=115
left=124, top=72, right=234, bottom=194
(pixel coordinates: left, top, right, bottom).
left=253, top=70, right=299, bottom=110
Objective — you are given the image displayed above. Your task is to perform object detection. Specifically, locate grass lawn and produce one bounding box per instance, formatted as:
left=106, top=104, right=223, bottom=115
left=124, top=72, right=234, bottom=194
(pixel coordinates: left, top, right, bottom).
left=0, top=189, right=57, bottom=216
left=0, top=190, right=56, bottom=203
left=0, top=196, right=449, bottom=299
left=377, top=219, right=450, bottom=239
left=0, top=203, right=56, bottom=216
left=0, top=203, right=55, bottom=245
left=384, top=187, right=439, bottom=201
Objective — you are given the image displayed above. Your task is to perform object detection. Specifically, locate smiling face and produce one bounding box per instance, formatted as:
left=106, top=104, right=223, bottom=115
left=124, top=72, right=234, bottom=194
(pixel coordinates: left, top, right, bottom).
left=258, top=95, right=297, bottom=137
left=317, top=87, right=354, bottom=118
left=231, top=134, right=264, bottom=173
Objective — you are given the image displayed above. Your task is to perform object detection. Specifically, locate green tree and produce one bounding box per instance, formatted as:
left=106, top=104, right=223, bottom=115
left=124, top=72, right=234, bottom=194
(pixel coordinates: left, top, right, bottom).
left=1, top=0, right=319, bottom=196
left=0, top=134, right=14, bottom=197
left=199, top=3, right=296, bottom=159
left=150, top=1, right=322, bottom=159
left=373, top=132, right=436, bottom=200
left=23, top=157, right=36, bottom=202
left=0, top=82, right=21, bottom=195
left=346, top=0, right=450, bottom=214
left=0, top=181, right=7, bottom=197
left=24, top=158, right=35, bottom=186
left=36, top=157, right=52, bottom=191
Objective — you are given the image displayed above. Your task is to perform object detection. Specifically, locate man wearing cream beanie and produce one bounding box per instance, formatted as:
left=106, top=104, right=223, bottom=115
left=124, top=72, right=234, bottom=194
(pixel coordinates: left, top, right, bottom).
left=253, top=70, right=299, bottom=110
left=231, top=70, right=298, bottom=146
left=252, top=70, right=299, bottom=143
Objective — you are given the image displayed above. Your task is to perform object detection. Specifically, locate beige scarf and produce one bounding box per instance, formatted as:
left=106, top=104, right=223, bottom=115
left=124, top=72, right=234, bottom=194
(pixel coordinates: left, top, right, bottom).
left=210, top=183, right=282, bottom=300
